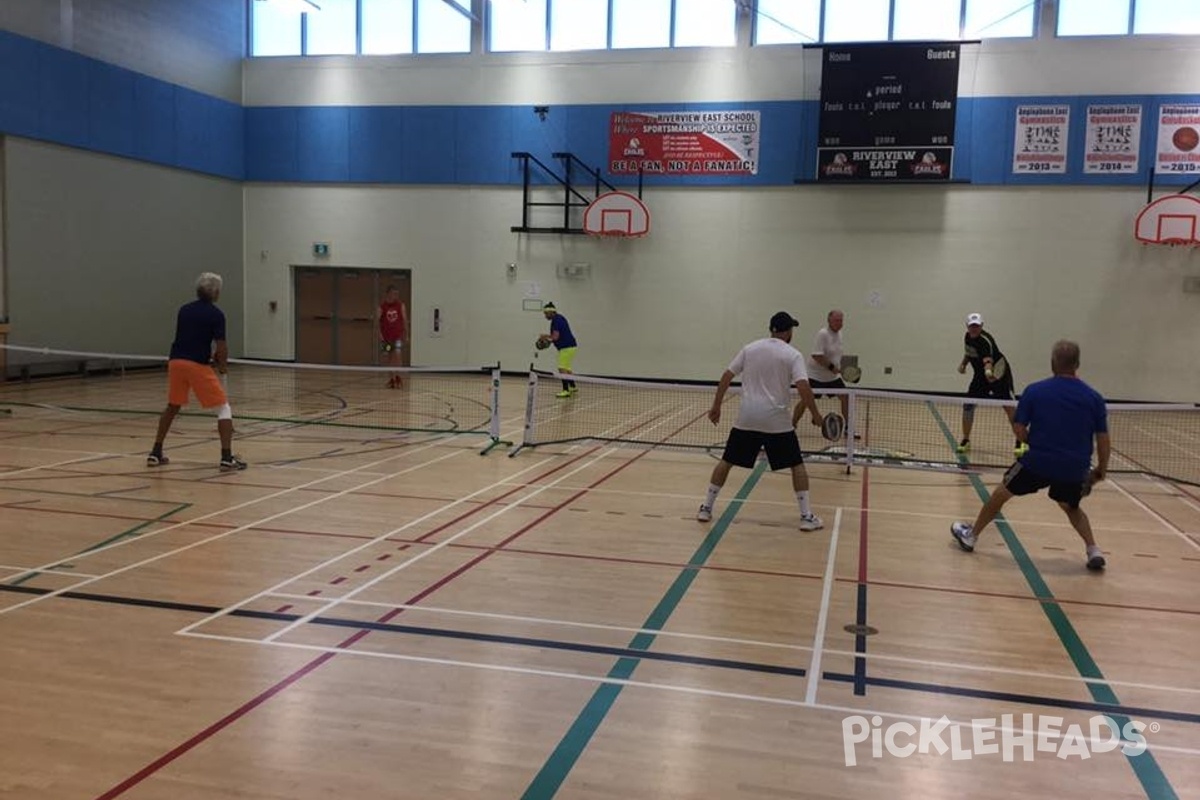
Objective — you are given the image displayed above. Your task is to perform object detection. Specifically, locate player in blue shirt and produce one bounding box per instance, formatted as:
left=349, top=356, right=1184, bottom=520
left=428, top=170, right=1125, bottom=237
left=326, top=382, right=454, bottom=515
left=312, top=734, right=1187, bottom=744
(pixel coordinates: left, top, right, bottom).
left=538, top=302, right=578, bottom=398
left=148, top=273, right=247, bottom=471
left=951, top=340, right=1110, bottom=570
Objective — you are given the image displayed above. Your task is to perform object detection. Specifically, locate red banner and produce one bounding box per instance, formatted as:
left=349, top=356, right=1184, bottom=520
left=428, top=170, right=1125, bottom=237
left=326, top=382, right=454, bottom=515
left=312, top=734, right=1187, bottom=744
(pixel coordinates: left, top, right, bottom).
left=609, top=111, right=760, bottom=176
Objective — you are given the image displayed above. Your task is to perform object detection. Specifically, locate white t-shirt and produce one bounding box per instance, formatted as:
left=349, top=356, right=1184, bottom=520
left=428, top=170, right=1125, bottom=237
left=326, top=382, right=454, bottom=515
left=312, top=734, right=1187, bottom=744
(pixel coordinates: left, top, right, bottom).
left=728, top=337, right=808, bottom=433
left=806, top=327, right=843, bottom=383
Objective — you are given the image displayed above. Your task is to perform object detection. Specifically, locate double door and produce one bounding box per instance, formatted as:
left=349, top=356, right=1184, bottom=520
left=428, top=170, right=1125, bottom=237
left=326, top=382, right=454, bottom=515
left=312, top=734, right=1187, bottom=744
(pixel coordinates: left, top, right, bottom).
left=294, top=268, right=411, bottom=366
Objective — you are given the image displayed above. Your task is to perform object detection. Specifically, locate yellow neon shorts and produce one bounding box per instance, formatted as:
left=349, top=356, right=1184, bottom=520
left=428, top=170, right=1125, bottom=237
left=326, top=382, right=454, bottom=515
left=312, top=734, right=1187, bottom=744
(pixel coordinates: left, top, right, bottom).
left=557, top=346, right=577, bottom=371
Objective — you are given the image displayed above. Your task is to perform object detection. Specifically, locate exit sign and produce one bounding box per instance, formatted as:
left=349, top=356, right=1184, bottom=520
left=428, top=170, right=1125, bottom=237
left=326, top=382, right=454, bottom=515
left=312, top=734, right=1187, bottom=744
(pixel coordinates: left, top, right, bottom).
left=313, top=242, right=330, bottom=257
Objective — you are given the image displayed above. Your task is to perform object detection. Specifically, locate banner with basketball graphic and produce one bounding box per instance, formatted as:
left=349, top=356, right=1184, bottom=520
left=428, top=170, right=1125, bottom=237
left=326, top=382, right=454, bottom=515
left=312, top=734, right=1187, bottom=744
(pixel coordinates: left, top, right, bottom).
left=1155, top=104, right=1200, bottom=175
left=1084, top=104, right=1142, bottom=174
left=609, top=110, right=759, bottom=176
left=1012, top=104, right=1069, bottom=174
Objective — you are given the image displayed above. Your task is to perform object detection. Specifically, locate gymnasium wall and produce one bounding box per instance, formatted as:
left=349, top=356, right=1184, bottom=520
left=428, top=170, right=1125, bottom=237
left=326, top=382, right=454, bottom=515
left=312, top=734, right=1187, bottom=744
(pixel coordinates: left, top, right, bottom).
left=242, top=35, right=1200, bottom=401
left=0, top=4, right=245, bottom=353
left=0, top=0, right=245, bottom=102
left=5, top=138, right=244, bottom=356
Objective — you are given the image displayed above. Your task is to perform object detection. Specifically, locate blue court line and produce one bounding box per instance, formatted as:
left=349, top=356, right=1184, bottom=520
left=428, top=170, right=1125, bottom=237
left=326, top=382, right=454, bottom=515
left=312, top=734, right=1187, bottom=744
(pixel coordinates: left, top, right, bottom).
left=519, top=461, right=769, bottom=800
left=1, top=582, right=1194, bottom=729
left=927, top=402, right=1179, bottom=800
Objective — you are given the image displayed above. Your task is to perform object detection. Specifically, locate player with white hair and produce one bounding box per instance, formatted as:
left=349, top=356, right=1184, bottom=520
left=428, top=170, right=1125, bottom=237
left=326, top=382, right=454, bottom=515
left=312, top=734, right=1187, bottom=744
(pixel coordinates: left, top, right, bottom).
left=147, top=272, right=246, bottom=471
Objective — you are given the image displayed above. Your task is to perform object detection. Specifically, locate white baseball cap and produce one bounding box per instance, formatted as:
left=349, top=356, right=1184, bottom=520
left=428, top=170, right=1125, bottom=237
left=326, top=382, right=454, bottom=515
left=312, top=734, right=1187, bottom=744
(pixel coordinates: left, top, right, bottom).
left=965, top=313, right=983, bottom=327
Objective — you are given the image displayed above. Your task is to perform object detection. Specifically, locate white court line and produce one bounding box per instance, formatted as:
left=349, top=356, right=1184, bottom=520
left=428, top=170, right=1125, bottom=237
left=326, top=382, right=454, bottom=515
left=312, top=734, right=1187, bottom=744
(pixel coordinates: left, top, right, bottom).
left=1108, top=475, right=1200, bottom=553
left=173, top=452, right=559, bottom=635
left=261, top=439, right=673, bottom=644
left=176, top=630, right=1200, bottom=759
left=0, top=564, right=104, bottom=579
left=175, top=400, right=683, bottom=637
left=254, top=402, right=706, bottom=644
left=260, top=591, right=1200, bottom=698
left=487, top=479, right=1184, bottom=538
left=0, top=434, right=468, bottom=613
left=806, top=507, right=842, bottom=705
left=0, top=453, right=119, bottom=479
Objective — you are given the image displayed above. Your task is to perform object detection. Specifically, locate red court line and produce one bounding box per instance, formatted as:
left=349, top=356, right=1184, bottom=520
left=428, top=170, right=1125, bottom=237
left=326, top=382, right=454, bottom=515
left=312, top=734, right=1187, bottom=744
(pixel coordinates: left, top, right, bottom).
left=94, top=413, right=684, bottom=798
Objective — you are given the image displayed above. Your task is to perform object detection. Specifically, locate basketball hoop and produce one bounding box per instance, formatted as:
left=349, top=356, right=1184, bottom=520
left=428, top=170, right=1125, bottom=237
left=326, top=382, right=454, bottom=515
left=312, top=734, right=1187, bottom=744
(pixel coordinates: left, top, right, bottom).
left=1135, top=194, right=1200, bottom=247
left=583, top=191, right=650, bottom=238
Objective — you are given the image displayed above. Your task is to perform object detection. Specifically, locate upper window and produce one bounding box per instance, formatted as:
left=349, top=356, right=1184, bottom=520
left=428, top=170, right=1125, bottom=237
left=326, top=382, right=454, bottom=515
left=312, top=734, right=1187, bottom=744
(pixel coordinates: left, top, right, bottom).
left=251, top=0, right=303, bottom=56
left=1134, top=0, right=1200, bottom=34
left=416, top=0, right=471, bottom=53
left=674, top=0, right=738, bottom=48
left=551, top=0, right=609, bottom=51
left=305, top=0, right=357, bottom=55
left=490, top=0, right=548, bottom=52
left=964, top=0, right=1036, bottom=39
left=892, top=0, right=962, bottom=40
left=823, top=0, right=891, bottom=43
left=361, top=0, right=414, bottom=55
left=250, top=0, right=470, bottom=56
left=754, top=0, right=821, bottom=45
left=1057, top=0, right=1131, bottom=36
left=611, top=0, right=671, bottom=49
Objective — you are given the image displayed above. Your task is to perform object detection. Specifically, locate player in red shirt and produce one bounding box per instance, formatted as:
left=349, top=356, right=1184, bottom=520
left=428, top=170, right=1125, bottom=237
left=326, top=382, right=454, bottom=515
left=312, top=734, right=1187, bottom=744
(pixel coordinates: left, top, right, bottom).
left=379, top=285, right=408, bottom=388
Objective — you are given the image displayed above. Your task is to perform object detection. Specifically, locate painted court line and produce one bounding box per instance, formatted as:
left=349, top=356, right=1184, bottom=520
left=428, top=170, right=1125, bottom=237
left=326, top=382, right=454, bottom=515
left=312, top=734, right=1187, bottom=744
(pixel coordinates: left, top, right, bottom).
left=0, top=440, right=466, bottom=618
left=175, top=402, right=682, bottom=637
left=175, top=630, right=1200, bottom=760
left=259, top=405, right=707, bottom=644
left=261, top=589, right=1200, bottom=698
left=173, top=451, right=559, bottom=635
left=1109, top=475, right=1200, bottom=553
left=806, top=507, right=842, bottom=705
left=927, top=403, right=1180, bottom=800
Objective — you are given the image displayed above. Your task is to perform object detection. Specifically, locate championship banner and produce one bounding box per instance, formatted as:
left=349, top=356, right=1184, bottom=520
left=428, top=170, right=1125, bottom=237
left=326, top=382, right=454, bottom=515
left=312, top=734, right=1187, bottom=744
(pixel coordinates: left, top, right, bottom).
left=609, top=110, right=759, bottom=176
left=816, top=43, right=960, bottom=182
left=1013, top=104, right=1069, bottom=174
left=1084, top=104, right=1141, bottom=174
left=1155, top=104, right=1200, bottom=176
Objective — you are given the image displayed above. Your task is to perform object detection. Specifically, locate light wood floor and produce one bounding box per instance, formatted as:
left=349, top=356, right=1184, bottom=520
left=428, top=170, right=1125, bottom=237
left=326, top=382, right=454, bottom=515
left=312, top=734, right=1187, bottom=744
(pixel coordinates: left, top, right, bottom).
left=0, top=375, right=1198, bottom=800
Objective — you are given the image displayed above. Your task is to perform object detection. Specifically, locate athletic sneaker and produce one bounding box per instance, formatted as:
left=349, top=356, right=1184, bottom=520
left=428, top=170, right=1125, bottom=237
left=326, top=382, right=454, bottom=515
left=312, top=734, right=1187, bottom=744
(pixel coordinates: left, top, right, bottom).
left=956, top=439, right=971, bottom=454
left=1086, top=547, right=1106, bottom=571
left=800, top=513, right=823, bottom=531
left=219, top=455, right=248, bottom=471
left=951, top=521, right=976, bottom=551
left=1014, top=442, right=1029, bottom=457
left=696, top=505, right=713, bottom=522
left=146, top=452, right=169, bottom=467
left=555, top=390, right=572, bottom=398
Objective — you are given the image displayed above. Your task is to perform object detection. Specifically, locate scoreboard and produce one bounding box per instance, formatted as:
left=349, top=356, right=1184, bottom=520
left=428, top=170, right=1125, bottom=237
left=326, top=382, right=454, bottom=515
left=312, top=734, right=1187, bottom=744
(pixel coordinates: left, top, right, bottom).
left=816, top=43, right=961, bottom=182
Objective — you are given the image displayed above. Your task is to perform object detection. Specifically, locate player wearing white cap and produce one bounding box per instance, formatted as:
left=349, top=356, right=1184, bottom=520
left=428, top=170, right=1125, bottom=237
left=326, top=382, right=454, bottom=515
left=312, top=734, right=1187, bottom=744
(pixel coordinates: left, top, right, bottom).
left=957, top=313, right=1025, bottom=457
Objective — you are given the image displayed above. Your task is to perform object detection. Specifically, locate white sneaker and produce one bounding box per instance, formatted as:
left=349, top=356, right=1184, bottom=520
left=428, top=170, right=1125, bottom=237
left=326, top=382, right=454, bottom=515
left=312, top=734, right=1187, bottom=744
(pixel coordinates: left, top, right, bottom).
left=799, top=513, right=823, bottom=531
left=1086, top=547, right=1106, bottom=571
left=697, top=505, right=713, bottom=522
left=951, top=521, right=976, bottom=552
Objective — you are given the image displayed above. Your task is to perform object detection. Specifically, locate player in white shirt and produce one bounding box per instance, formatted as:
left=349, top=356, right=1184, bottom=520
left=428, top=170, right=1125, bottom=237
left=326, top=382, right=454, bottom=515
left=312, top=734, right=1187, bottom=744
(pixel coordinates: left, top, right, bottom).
left=697, top=311, right=825, bottom=531
left=802, top=309, right=851, bottom=428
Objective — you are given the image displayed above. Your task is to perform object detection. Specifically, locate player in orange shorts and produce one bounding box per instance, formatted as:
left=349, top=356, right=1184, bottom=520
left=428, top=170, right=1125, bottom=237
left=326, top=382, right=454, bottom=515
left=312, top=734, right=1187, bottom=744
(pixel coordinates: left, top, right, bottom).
left=147, top=272, right=247, bottom=471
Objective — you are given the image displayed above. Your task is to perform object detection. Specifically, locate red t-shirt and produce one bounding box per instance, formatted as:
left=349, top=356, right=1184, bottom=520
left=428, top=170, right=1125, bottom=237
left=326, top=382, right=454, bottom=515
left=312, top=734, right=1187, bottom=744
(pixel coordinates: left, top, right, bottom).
left=380, top=301, right=406, bottom=341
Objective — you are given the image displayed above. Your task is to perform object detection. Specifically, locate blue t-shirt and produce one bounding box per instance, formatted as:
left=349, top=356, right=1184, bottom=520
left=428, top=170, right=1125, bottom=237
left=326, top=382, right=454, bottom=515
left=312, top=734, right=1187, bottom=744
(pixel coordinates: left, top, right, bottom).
left=1014, top=375, right=1107, bottom=482
left=169, top=299, right=226, bottom=364
left=551, top=314, right=577, bottom=349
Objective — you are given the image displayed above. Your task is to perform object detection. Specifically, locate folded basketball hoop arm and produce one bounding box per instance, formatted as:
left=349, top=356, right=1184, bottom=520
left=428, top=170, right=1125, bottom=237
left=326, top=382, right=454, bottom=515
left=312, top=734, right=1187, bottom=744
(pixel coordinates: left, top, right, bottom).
left=510, top=151, right=643, bottom=234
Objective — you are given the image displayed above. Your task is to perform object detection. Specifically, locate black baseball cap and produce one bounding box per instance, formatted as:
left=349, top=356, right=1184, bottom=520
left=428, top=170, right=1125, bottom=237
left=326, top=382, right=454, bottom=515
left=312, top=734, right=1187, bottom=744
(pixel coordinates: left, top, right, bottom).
left=769, top=311, right=799, bottom=332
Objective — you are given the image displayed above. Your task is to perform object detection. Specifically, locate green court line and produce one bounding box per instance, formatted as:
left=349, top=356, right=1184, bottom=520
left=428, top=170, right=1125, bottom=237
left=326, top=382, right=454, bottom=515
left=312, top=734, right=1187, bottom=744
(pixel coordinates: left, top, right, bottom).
left=7, top=502, right=192, bottom=587
left=520, top=461, right=768, bottom=800
left=928, top=403, right=1177, bottom=800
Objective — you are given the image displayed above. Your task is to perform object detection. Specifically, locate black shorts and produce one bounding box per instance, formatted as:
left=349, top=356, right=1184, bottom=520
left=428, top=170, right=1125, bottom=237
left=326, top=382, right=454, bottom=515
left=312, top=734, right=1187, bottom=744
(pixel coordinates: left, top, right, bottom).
left=968, top=375, right=1014, bottom=401
left=1002, top=462, right=1088, bottom=508
left=721, top=427, right=804, bottom=470
left=809, top=377, right=846, bottom=397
